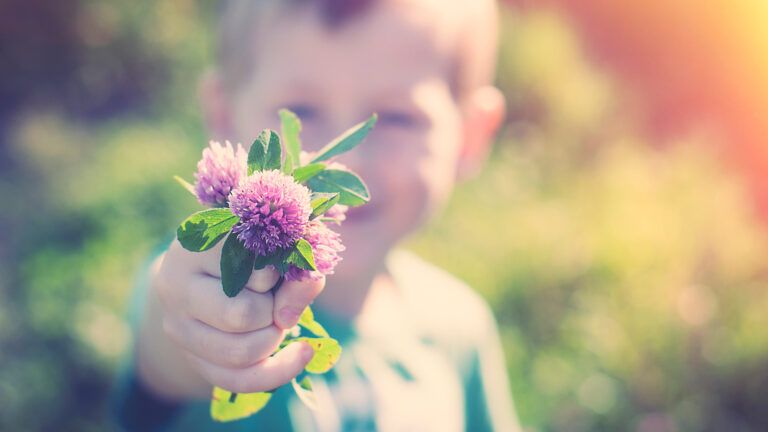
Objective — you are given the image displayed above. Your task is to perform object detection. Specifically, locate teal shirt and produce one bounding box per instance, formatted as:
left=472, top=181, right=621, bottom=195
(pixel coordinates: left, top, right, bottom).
left=113, top=250, right=521, bottom=431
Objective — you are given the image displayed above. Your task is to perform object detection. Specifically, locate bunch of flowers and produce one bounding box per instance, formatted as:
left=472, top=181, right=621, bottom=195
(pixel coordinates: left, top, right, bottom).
left=174, top=110, right=376, bottom=421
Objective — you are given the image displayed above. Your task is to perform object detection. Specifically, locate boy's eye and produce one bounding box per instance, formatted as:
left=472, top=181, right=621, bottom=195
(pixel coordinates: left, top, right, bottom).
left=284, top=104, right=318, bottom=120
left=378, top=110, right=420, bottom=128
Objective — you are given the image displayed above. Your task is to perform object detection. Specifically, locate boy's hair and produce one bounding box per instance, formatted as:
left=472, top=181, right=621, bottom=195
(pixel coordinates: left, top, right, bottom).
left=216, top=0, right=499, bottom=102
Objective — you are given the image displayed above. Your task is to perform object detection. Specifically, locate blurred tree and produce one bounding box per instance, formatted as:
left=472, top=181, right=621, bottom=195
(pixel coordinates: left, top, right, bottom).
left=0, top=0, right=170, bottom=142
left=504, top=0, right=768, bottom=220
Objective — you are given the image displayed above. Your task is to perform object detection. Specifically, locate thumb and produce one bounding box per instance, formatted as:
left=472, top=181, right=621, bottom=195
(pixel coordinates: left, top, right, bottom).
left=273, top=275, right=325, bottom=330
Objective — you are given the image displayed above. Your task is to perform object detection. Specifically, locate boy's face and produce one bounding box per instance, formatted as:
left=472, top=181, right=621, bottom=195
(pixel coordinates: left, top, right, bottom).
left=211, top=2, right=487, bottom=276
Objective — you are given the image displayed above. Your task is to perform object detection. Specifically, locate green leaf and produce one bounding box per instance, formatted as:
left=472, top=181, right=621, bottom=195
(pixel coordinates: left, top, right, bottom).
left=295, top=337, right=342, bottom=374
left=292, top=162, right=325, bottom=183
left=177, top=209, right=240, bottom=252
left=211, top=387, right=272, bottom=422
left=298, top=306, right=329, bottom=337
left=291, top=377, right=318, bottom=411
left=286, top=239, right=316, bottom=271
left=273, top=258, right=290, bottom=276
left=309, top=193, right=340, bottom=220
left=253, top=253, right=273, bottom=271
left=255, top=247, right=291, bottom=275
left=310, top=114, right=377, bottom=163
left=298, top=375, right=313, bottom=391
left=253, top=248, right=295, bottom=272
left=173, top=175, right=197, bottom=197
left=221, top=233, right=256, bottom=297
left=248, top=129, right=282, bottom=174
left=306, top=169, right=370, bottom=206
left=247, top=134, right=266, bottom=175
left=280, top=109, right=302, bottom=172
left=265, top=130, right=282, bottom=171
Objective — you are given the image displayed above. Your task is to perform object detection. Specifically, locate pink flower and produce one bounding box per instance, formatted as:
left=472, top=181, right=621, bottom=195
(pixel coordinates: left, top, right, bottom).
left=229, top=170, right=312, bottom=255
left=286, top=220, right=345, bottom=281
left=323, top=204, right=348, bottom=223
left=194, top=141, right=247, bottom=207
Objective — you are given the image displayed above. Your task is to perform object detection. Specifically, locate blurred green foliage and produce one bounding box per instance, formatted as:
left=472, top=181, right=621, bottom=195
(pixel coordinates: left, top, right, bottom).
left=1, top=2, right=768, bottom=431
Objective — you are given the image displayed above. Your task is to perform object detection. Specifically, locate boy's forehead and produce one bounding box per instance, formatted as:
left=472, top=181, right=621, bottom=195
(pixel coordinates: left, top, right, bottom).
left=249, top=1, right=455, bottom=90
left=218, top=0, right=498, bottom=101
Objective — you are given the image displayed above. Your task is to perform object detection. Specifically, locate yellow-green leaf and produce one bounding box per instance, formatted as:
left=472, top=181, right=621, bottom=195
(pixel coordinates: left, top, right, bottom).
left=306, top=169, right=370, bottom=207
left=291, top=377, right=318, bottom=411
left=280, top=109, right=302, bottom=171
left=210, top=387, right=272, bottom=422
left=177, top=208, right=239, bottom=252
left=293, top=162, right=325, bottom=183
left=311, top=114, right=377, bottom=163
left=295, top=337, right=341, bottom=374
left=298, top=306, right=329, bottom=337
left=286, top=238, right=317, bottom=271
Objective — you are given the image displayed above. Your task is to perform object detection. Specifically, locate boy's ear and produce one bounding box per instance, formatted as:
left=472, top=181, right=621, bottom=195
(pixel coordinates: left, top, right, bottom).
left=198, top=69, right=233, bottom=140
left=457, top=85, right=506, bottom=180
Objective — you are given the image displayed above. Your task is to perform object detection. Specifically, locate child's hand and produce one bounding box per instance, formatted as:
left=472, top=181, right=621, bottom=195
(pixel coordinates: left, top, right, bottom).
left=153, top=239, right=322, bottom=394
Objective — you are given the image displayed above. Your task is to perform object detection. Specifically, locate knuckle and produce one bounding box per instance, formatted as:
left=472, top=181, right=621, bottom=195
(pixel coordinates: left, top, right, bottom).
left=275, top=362, right=298, bottom=387
left=197, top=331, right=216, bottom=355
left=251, top=295, right=274, bottom=328
left=222, top=300, right=253, bottom=332
left=248, top=269, right=279, bottom=293
left=225, top=344, right=252, bottom=368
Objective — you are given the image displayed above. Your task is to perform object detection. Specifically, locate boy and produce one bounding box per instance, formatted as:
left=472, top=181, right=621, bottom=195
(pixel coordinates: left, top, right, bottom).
left=115, top=0, right=520, bottom=430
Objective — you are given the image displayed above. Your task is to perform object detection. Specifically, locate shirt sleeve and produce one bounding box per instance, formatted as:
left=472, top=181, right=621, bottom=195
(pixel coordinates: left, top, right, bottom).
left=109, top=240, right=183, bottom=431
left=464, top=307, right=524, bottom=432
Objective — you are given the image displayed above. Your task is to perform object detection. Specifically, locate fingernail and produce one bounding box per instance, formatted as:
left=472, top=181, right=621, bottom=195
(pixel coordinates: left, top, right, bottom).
left=300, top=343, right=315, bottom=362
left=279, top=306, right=303, bottom=327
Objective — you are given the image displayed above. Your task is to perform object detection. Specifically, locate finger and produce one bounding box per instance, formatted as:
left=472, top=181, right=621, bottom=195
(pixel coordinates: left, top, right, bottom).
left=182, top=237, right=225, bottom=277
left=167, top=238, right=280, bottom=292
left=272, top=275, right=325, bottom=330
left=193, top=249, right=281, bottom=294
left=164, top=316, right=285, bottom=369
left=183, top=275, right=274, bottom=333
left=188, top=341, right=315, bottom=393
left=244, top=268, right=281, bottom=293
left=165, top=238, right=222, bottom=276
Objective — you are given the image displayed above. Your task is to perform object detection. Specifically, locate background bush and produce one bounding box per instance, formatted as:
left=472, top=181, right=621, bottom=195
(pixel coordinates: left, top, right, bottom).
left=1, top=2, right=767, bottom=431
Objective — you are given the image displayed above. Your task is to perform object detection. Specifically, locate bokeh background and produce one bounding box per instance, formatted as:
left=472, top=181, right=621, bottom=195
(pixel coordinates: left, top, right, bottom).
left=2, top=1, right=768, bottom=431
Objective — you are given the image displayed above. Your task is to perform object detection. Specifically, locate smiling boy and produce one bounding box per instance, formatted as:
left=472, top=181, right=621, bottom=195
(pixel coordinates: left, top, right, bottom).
left=115, top=0, right=520, bottom=430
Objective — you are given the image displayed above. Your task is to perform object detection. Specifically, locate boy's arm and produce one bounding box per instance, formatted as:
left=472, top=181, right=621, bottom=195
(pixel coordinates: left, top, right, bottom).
left=135, top=253, right=213, bottom=400
left=111, top=253, right=210, bottom=432
left=114, top=240, right=322, bottom=429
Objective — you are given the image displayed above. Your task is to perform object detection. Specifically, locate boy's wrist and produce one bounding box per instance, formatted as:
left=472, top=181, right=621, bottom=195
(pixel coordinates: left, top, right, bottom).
left=135, top=256, right=211, bottom=401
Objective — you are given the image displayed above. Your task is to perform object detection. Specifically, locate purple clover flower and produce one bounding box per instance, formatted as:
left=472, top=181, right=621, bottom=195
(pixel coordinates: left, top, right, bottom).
left=286, top=220, right=345, bottom=281
left=194, top=141, right=247, bottom=207
left=229, top=170, right=312, bottom=256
